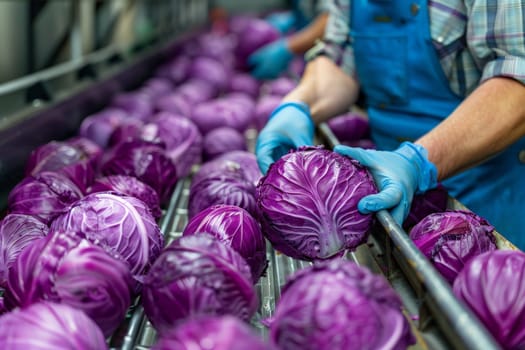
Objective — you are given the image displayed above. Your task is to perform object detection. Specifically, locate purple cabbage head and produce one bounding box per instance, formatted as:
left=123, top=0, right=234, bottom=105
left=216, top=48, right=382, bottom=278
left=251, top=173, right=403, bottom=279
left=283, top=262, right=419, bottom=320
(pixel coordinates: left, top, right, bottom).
left=88, top=175, right=162, bottom=220
left=0, top=301, right=108, bottom=350
left=139, top=77, right=173, bottom=100
left=203, top=127, right=247, bottom=161
left=254, top=95, right=281, bottom=131
left=153, top=315, right=274, bottom=350
left=262, top=77, right=296, bottom=97
left=25, top=140, right=96, bottom=193
left=410, top=210, right=497, bottom=283
left=142, top=234, right=258, bottom=335
left=51, top=192, right=164, bottom=281
left=107, top=118, right=145, bottom=148
left=79, top=108, right=129, bottom=148
left=403, top=184, right=449, bottom=230
left=4, top=230, right=133, bottom=336
left=453, top=250, right=525, bottom=349
left=235, top=18, right=279, bottom=68
left=327, top=112, right=370, bottom=143
left=112, top=91, right=153, bottom=120
left=183, top=204, right=267, bottom=282
left=8, top=171, right=83, bottom=225
left=144, top=113, right=203, bottom=177
left=267, top=260, right=415, bottom=350
left=256, top=146, right=377, bottom=260
left=188, top=57, right=230, bottom=92
left=154, top=55, right=191, bottom=85
left=101, top=140, right=178, bottom=204
left=213, top=151, right=262, bottom=187
left=188, top=157, right=258, bottom=219
left=0, top=214, right=48, bottom=287
left=229, top=73, right=260, bottom=99
left=191, top=98, right=252, bottom=136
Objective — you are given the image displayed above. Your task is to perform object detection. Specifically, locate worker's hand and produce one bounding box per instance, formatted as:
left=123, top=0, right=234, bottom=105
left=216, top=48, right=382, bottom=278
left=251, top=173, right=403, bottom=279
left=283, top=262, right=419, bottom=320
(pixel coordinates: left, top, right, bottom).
left=265, top=11, right=297, bottom=34
left=256, top=102, right=315, bottom=174
left=334, top=142, right=438, bottom=224
left=248, top=39, right=293, bottom=80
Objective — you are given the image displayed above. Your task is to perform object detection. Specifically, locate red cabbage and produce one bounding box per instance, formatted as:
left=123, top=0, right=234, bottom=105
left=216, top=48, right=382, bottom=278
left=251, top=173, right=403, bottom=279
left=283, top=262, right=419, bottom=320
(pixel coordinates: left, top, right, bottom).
left=268, top=260, right=415, bottom=350
left=154, top=92, right=193, bottom=117
left=189, top=157, right=258, bottom=219
left=107, top=118, right=145, bottom=147
left=229, top=73, right=260, bottom=98
left=51, top=192, right=164, bottom=281
left=142, top=234, right=258, bottom=335
left=189, top=57, right=230, bottom=92
left=191, top=98, right=252, bottom=135
left=154, top=80, right=218, bottom=117
left=262, top=77, right=297, bottom=97
left=327, top=112, right=370, bottom=143
left=154, top=55, right=191, bottom=85
left=25, top=140, right=96, bottom=193
left=139, top=77, right=173, bottom=100
left=101, top=140, right=178, bottom=204
left=4, top=230, right=133, bottom=336
left=203, top=127, right=247, bottom=161
left=235, top=18, right=279, bottom=68
left=256, top=146, right=377, bottom=260
left=410, top=210, right=497, bottom=283
left=213, top=151, right=262, bottom=187
left=88, top=175, right=162, bottom=220
left=145, top=113, right=203, bottom=178
left=0, top=214, right=48, bottom=288
left=8, top=171, right=83, bottom=225
left=153, top=315, right=274, bottom=350
left=403, top=184, right=448, bottom=230
left=183, top=204, right=267, bottom=282
left=79, top=108, right=129, bottom=148
left=453, top=250, right=525, bottom=349
left=254, top=95, right=281, bottom=131
left=112, top=91, right=153, bottom=120
left=0, top=301, right=108, bottom=350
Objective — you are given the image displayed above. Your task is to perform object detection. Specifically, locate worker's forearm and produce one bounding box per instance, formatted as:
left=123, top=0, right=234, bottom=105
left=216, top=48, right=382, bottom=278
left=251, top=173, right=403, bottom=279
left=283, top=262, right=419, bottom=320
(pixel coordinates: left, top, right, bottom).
left=283, top=56, right=359, bottom=123
left=287, top=13, right=328, bottom=55
left=417, top=77, right=525, bottom=180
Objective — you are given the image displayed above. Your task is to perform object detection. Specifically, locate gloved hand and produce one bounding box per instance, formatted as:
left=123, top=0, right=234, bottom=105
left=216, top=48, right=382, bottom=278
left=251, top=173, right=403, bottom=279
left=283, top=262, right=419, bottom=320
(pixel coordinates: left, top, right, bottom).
left=265, top=11, right=297, bottom=34
left=255, top=102, right=315, bottom=174
left=334, top=142, right=438, bottom=224
left=248, top=39, right=293, bottom=80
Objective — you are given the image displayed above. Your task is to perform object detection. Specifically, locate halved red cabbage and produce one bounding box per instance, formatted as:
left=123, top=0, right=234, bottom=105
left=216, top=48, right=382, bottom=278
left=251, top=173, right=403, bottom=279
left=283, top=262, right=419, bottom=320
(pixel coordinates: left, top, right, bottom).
left=453, top=250, right=525, bottom=349
left=203, top=127, right=247, bottom=161
left=0, top=301, right=108, bottom=350
left=88, top=175, right=162, bottom=220
left=188, top=158, right=258, bottom=219
left=256, top=146, right=377, bottom=260
left=142, top=234, right=258, bottom=335
left=0, top=214, right=48, bottom=287
left=145, top=113, right=203, bottom=178
left=327, top=112, right=370, bottom=144
left=4, top=230, right=133, bottom=336
left=410, top=210, right=497, bottom=283
left=25, top=140, right=96, bottom=193
left=101, top=140, right=178, bottom=204
left=51, top=192, right=164, bottom=281
left=267, top=260, right=415, bottom=350
left=79, top=108, right=129, bottom=148
left=183, top=204, right=267, bottom=282
left=8, top=171, right=83, bottom=225
left=153, top=315, right=274, bottom=350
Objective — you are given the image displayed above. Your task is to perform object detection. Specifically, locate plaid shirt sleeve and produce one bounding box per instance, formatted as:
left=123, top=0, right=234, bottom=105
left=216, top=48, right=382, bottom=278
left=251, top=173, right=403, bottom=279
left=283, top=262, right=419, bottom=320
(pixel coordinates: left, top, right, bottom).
left=466, top=0, right=525, bottom=86
left=305, top=0, right=357, bottom=78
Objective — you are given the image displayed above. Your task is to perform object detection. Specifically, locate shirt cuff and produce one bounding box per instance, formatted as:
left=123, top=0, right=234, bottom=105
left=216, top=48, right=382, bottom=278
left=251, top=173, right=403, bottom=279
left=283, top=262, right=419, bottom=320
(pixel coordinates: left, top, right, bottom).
left=481, top=55, right=525, bottom=86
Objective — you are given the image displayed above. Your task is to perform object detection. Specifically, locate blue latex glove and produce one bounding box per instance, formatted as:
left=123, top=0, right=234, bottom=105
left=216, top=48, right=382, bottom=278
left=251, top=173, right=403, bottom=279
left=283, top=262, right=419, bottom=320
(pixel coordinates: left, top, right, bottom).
left=248, top=39, right=293, bottom=80
left=334, top=142, right=438, bottom=224
left=266, top=11, right=297, bottom=34
left=255, top=102, right=315, bottom=174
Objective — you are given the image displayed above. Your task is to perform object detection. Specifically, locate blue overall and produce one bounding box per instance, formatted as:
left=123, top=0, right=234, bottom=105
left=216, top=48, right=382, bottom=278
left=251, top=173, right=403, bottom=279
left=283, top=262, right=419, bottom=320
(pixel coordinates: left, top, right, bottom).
left=350, top=0, right=525, bottom=248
